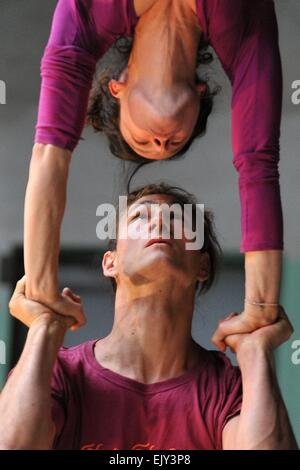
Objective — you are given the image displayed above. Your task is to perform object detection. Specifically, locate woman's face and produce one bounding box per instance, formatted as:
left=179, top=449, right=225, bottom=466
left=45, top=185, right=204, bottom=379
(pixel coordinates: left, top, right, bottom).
left=109, top=80, right=203, bottom=160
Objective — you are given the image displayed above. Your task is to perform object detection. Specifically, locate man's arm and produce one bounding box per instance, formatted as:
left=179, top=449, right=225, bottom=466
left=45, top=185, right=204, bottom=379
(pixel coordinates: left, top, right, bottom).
left=0, top=314, right=66, bottom=449
left=222, top=342, right=298, bottom=450
left=24, top=144, right=85, bottom=328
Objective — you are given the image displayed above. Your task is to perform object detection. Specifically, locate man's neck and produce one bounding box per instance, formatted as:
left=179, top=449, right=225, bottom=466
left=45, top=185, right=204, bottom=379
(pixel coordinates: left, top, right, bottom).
left=95, top=280, right=204, bottom=384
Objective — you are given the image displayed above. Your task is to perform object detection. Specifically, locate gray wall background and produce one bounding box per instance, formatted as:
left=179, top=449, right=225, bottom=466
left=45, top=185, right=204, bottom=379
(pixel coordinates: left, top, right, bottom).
left=0, top=0, right=300, bottom=444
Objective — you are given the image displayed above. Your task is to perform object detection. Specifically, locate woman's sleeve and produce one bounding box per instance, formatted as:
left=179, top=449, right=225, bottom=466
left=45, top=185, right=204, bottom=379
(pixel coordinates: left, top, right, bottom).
left=35, top=0, right=98, bottom=151
left=232, top=1, right=283, bottom=252
left=208, top=0, right=283, bottom=252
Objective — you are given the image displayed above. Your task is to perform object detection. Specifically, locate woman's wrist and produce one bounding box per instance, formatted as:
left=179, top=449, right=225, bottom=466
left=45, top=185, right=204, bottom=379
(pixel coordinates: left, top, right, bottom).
left=244, top=298, right=281, bottom=323
left=25, top=281, right=60, bottom=304
left=244, top=250, right=282, bottom=304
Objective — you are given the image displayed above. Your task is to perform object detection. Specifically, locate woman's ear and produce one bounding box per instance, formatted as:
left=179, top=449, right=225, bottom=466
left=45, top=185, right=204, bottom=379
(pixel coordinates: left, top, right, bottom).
left=102, top=251, right=118, bottom=279
left=108, top=68, right=128, bottom=99
left=197, top=251, right=210, bottom=282
left=196, top=82, right=207, bottom=97
left=108, top=80, right=126, bottom=99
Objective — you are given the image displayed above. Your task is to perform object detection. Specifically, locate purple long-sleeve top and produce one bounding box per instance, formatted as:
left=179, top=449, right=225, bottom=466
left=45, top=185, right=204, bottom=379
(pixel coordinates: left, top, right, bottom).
left=35, top=0, right=283, bottom=252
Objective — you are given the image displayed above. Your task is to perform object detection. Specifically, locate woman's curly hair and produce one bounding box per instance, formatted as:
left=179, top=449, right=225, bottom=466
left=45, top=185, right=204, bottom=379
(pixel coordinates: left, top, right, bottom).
left=86, top=37, right=219, bottom=163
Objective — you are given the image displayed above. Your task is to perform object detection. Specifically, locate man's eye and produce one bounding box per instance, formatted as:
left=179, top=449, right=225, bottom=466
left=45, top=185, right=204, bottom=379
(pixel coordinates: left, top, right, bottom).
left=131, top=211, right=147, bottom=220
left=171, top=212, right=183, bottom=220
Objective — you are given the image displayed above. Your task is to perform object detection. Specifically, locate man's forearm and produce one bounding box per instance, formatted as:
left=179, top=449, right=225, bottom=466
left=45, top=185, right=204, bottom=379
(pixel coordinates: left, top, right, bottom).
left=245, top=250, right=282, bottom=322
left=234, top=344, right=298, bottom=450
left=0, top=315, right=66, bottom=449
left=24, top=144, right=71, bottom=301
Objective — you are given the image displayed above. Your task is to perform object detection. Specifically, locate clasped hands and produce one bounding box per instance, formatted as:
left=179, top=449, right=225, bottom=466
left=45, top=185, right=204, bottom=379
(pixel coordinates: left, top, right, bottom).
left=9, top=277, right=293, bottom=356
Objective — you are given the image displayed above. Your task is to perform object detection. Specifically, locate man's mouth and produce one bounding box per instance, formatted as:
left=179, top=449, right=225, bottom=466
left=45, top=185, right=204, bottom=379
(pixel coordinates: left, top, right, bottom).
left=145, top=238, right=173, bottom=248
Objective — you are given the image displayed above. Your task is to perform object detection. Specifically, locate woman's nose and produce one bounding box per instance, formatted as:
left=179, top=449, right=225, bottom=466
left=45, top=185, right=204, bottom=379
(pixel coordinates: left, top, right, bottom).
left=153, top=137, right=171, bottom=151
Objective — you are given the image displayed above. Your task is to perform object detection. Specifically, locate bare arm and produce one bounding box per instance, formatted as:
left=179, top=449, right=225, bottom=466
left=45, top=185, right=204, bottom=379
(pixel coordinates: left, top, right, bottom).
left=24, top=144, right=85, bottom=327
left=25, top=143, right=70, bottom=301
left=222, top=312, right=298, bottom=450
left=244, top=250, right=282, bottom=321
left=212, top=251, right=282, bottom=350
left=0, top=314, right=67, bottom=450
left=245, top=251, right=282, bottom=303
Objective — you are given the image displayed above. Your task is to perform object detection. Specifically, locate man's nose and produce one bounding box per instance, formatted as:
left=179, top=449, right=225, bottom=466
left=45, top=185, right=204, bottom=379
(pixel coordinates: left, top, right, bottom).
left=150, top=208, right=171, bottom=236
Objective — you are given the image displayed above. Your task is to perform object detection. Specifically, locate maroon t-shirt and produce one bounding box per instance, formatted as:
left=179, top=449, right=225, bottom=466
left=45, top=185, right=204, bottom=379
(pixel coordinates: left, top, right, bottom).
left=50, top=339, right=242, bottom=450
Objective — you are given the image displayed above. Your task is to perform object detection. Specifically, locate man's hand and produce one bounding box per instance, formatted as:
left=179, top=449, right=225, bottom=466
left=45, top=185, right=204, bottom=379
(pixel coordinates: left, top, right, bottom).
left=9, top=276, right=85, bottom=330
left=216, top=306, right=293, bottom=357
left=211, top=303, right=280, bottom=351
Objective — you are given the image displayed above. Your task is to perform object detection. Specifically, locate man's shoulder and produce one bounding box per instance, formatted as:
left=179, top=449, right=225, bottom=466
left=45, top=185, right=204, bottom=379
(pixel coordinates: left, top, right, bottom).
left=198, top=347, right=241, bottom=381
left=55, top=338, right=98, bottom=372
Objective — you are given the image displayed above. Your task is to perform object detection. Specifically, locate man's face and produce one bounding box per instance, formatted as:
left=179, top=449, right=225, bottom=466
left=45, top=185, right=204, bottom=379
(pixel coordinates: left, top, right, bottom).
left=103, top=194, right=209, bottom=289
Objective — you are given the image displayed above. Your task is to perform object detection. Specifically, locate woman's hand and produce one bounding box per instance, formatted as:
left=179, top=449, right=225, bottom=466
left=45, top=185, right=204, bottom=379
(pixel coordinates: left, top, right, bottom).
left=9, top=276, right=84, bottom=330
left=24, top=144, right=88, bottom=331
left=211, top=303, right=280, bottom=351
left=219, top=306, right=293, bottom=358
left=32, top=291, right=87, bottom=331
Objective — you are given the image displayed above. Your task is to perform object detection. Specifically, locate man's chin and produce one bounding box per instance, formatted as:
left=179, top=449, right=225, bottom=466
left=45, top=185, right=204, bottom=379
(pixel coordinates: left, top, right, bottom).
left=130, top=259, right=181, bottom=282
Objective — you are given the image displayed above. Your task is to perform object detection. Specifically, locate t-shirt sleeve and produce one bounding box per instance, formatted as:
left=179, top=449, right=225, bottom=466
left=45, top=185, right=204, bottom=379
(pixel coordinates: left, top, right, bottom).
left=206, top=0, right=283, bottom=252
left=216, top=364, right=242, bottom=449
left=6, top=358, right=68, bottom=449
left=35, top=0, right=136, bottom=151
left=209, top=352, right=243, bottom=450
left=50, top=349, right=83, bottom=450
left=50, top=358, right=68, bottom=447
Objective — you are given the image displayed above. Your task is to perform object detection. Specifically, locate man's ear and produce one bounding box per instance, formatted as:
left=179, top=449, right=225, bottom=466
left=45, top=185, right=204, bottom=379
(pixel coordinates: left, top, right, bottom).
left=196, top=82, right=207, bottom=97
left=102, top=251, right=118, bottom=279
left=197, top=251, right=210, bottom=282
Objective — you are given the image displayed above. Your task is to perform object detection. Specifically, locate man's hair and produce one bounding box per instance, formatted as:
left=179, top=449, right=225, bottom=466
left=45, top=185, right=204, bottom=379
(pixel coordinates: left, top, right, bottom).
left=86, top=38, right=219, bottom=162
left=107, top=182, right=222, bottom=295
